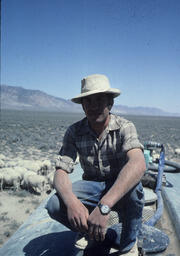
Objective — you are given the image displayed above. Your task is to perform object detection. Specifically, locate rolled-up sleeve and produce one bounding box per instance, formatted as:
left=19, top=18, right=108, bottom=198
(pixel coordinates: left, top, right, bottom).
left=55, top=127, right=78, bottom=173
left=121, top=121, right=144, bottom=153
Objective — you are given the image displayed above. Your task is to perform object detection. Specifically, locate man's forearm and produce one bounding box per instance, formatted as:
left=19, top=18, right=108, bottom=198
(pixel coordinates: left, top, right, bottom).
left=100, top=149, right=146, bottom=208
left=53, top=169, right=78, bottom=207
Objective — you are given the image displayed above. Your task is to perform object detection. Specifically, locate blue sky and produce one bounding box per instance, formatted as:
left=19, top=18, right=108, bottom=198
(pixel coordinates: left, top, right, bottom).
left=1, top=0, right=180, bottom=113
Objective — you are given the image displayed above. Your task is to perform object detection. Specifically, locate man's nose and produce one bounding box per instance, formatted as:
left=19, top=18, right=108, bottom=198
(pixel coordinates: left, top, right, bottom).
left=90, top=100, right=100, bottom=110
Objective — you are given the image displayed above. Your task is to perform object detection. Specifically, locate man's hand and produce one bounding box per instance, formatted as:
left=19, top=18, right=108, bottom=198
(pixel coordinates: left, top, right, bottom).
left=87, top=206, right=109, bottom=241
left=54, top=170, right=89, bottom=233
left=67, top=198, right=89, bottom=233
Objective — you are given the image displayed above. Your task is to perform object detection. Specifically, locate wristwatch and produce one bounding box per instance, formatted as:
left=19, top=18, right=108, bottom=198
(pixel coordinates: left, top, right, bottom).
left=98, top=202, right=111, bottom=215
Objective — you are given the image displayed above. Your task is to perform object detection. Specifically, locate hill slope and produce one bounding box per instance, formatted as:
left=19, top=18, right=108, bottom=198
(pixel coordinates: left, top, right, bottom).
left=1, top=85, right=81, bottom=112
left=1, top=85, right=178, bottom=116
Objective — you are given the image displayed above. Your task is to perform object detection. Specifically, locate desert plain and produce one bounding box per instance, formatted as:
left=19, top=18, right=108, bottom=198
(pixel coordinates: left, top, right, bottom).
left=0, top=110, right=180, bottom=252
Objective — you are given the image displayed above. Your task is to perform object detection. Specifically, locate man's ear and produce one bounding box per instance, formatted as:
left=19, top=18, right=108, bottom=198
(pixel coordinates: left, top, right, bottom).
left=108, top=105, right=112, bottom=111
left=82, top=105, right=85, bottom=112
left=108, top=97, right=114, bottom=110
left=81, top=99, right=85, bottom=112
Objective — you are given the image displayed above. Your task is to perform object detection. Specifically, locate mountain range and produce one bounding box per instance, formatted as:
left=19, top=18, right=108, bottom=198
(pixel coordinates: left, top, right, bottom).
left=1, top=85, right=179, bottom=116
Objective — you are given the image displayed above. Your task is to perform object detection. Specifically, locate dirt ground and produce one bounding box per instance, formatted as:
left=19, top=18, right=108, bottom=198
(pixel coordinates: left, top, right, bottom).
left=0, top=189, right=48, bottom=247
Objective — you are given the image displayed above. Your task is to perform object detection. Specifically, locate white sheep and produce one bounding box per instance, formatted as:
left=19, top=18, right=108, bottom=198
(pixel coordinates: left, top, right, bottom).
left=0, top=159, right=5, bottom=168
left=13, top=166, right=27, bottom=181
left=21, top=171, right=37, bottom=189
left=42, top=160, right=51, bottom=169
left=0, top=154, right=6, bottom=160
left=23, top=174, right=47, bottom=193
left=0, top=172, right=4, bottom=191
left=18, top=160, right=42, bottom=173
left=46, top=171, right=55, bottom=189
left=38, top=160, right=52, bottom=176
left=175, top=148, right=180, bottom=156
left=5, top=160, right=18, bottom=168
left=1, top=168, right=21, bottom=191
left=152, top=153, right=159, bottom=162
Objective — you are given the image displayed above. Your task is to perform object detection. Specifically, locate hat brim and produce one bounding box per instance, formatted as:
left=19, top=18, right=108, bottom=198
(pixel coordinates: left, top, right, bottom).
left=71, top=88, right=121, bottom=104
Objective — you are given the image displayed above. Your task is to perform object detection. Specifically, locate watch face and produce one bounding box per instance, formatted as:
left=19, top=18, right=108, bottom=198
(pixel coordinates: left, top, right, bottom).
left=98, top=203, right=111, bottom=215
left=101, top=205, right=110, bottom=214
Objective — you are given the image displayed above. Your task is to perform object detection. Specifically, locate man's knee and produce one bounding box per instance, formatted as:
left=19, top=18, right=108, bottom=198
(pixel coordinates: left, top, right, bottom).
left=127, top=182, right=144, bottom=207
left=46, top=193, right=62, bottom=220
left=45, top=193, right=76, bottom=231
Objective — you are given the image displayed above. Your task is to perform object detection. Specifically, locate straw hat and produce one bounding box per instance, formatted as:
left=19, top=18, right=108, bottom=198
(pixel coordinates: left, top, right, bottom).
left=71, top=74, right=121, bottom=104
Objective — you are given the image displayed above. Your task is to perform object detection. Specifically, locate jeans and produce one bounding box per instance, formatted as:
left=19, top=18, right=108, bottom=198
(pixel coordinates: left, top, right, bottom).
left=46, top=180, right=144, bottom=252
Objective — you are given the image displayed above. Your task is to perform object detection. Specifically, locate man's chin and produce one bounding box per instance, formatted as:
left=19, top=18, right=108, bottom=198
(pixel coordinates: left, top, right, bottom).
left=89, top=115, right=105, bottom=124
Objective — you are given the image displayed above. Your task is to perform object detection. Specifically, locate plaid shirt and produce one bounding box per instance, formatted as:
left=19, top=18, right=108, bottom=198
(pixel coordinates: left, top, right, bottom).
left=56, top=114, right=143, bottom=181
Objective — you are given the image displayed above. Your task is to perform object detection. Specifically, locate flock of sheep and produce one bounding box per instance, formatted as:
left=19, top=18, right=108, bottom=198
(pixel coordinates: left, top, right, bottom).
left=0, top=147, right=179, bottom=194
left=0, top=154, right=54, bottom=194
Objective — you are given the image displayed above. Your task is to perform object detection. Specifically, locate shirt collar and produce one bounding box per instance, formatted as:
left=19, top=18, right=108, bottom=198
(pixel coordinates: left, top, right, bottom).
left=107, top=113, right=121, bottom=131
left=77, top=114, right=120, bottom=136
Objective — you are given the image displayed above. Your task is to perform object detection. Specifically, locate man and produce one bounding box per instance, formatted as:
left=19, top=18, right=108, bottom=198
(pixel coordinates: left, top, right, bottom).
left=46, top=74, right=146, bottom=255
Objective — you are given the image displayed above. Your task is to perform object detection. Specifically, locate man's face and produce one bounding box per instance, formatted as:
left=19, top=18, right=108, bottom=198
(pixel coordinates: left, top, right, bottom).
left=82, top=93, right=111, bottom=125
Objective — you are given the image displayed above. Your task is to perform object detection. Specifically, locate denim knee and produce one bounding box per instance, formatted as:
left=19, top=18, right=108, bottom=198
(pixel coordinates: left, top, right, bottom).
left=46, top=193, right=64, bottom=222
left=129, top=182, right=144, bottom=214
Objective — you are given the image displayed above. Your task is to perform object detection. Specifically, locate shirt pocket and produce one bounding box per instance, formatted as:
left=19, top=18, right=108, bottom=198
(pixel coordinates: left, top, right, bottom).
left=76, top=137, right=96, bottom=156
